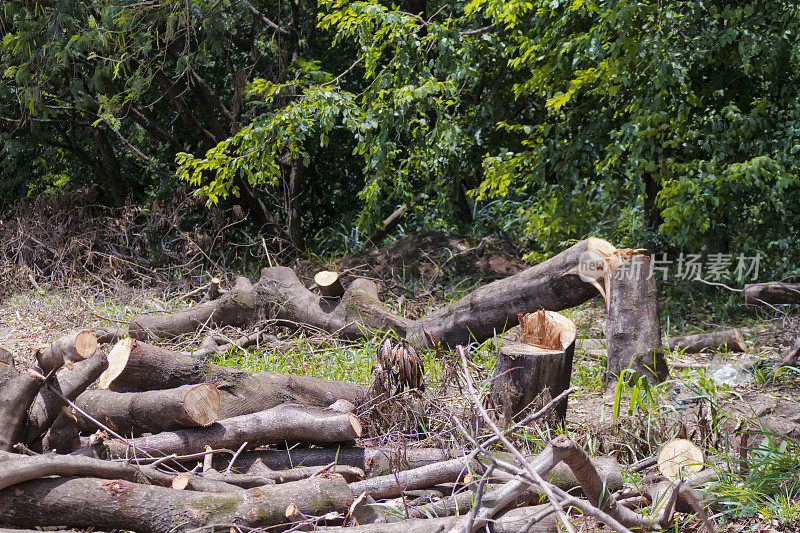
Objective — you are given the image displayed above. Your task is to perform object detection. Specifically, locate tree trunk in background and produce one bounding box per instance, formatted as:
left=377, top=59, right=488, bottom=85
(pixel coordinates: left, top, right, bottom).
left=286, top=158, right=305, bottom=250
left=643, top=172, right=663, bottom=234
left=93, top=128, right=127, bottom=207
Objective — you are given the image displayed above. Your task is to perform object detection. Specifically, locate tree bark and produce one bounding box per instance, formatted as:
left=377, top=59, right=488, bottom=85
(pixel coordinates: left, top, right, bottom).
left=0, top=475, right=353, bottom=533
left=605, top=255, right=668, bottom=384
left=129, top=276, right=256, bottom=340
left=492, top=310, right=576, bottom=423
left=23, top=349, right=108, bottom=443
left=106, top=340, right=367, bottom=418
left=74, top=383, right=221, bottom=435
left=92, top=404, right=362, bottom=459
left=40, top=408, right=80, bottom=453
left=92, top=127, right=128, bottom=206
left=666, top=329, right=746, bottom=353
left=744, top=282, right=800, bottom=306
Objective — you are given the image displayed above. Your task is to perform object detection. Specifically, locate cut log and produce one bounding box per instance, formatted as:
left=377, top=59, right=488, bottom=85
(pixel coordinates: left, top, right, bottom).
left=206, top=276, right=221, bottom=300
left=74, top=383, right=220, bottom=435
left=0, top=369, right=46, bottom=451
left=667, top=329, right=746, bottom=353
left=106, top=340, right=367, bottom=418
left=315, top=270, right=345, bottom=298
left=744, top=282, right=800, bottom=306
left=91, top=404, right=362, bottom=458
left=605, top=255, right=668, bottom=384
left=23, top=348, right=108, bottom=443
left=129, top=276, right=255, bottom=340
left=34, top=330, right=97, bottom=374
left=492, top=310, right=576, bottom=423
left=220, top=446, right=455, bottom=477
left=0, top=475, right=353, bottom=533
left=204, top=464, right=364, bottom=486
left=348, top=455, right=484, bottom=499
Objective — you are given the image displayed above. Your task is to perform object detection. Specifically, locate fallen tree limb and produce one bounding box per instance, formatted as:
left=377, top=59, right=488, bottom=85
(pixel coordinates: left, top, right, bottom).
left=666, top=329, right=746, bottom=353
left=0, top=475, right=353, bottom=533
left=106, top=340, right=367, bottom=418
left=129, top=276, right=255, bottom=340
left=744, top=282, right=800, bottom=306
left=90, top=403, right=362, bottom=458
left=0, top=453, right=242, bottom=493
left=204, top=463, right=364, bottom=486
left=0, top=368, right=44, bottom=451
left=74, top=383, right=220, bottom=435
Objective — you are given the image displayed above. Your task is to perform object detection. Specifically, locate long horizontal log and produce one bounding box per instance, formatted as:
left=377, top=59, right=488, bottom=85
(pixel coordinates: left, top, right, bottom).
left=203, top=464, right=364, bottom=486
left=744, top=282, right=800, bottom=306
left=0, top=453, right=241, bottom=493
left=220, top=446, right=460, bottom=478
left=316, top=505, right=558, bottom=532
left=74, top=383, right=220, bottom=435
left=92, top=404, right=362, bottom=458
left=23, top=349, right=108, bottom=443
left=0, top=475, right=354, bottom=533
left=107, top=340, right=367, bottom=418
left=349, top=454, right=484, bottom=499
left=129, top=276, right=256, bottom=340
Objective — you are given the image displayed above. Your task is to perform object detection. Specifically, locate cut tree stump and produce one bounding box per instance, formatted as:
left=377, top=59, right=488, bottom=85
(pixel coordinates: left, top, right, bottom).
left=492, top=310, right=576, bottom=423
left=105, top=340, right=367, bottom=418
left=23, top=348, right=108, bottom=444
left=92, top=403, right=362, bottom=458
left=74, top=383, right=220, bottom=435
left=744, top=282, right=800, bottom=306
left=315, top=270, right=345, bottom=297
left=605, top=255, right=668, bottom=384
left=666, top=329, right=746, bottom=353
left=129, top=276, right=255, bottom=340
left=0, top=475, right=353, bottom=533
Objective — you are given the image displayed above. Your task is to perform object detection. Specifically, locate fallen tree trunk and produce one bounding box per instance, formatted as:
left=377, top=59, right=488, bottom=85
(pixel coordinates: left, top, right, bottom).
left=129, top=276, right=256, bottom=340
left=92, top=404, right=362, bottom=458
left=744, top=282, right=800, bottom=306
left=204, top=464, right=365, bottom=486
left=23, top=349, right=108, bottom=443
left=605, top=255, right=668, bottom=384
left=106, top=340, right=367, bottom=418
left=0, top=475, right=353, bottom=533
left=492, top=310, right=576, bottom=423
left=666, top=329, right=746, bottom=353
left=74, top=383, right=220, bottom=435
left=254, top=238, right=616, bottom=347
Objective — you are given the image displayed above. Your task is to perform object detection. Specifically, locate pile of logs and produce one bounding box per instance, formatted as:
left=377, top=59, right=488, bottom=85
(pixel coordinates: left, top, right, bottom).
left=0, top=236, right=784, bottom=532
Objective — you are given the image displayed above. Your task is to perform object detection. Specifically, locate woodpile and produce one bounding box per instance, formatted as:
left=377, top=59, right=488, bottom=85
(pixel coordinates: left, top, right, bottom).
left=0, top=239, right=732, bottom=532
